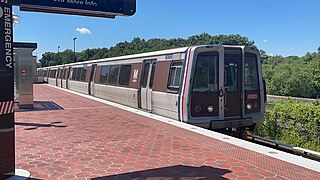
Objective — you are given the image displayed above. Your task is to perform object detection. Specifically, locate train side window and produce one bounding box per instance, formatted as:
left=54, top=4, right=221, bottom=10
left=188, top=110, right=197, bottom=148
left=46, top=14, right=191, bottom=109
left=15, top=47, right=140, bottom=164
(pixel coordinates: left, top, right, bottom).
left=57, top=69, right=61, bottom=79
left=63, top=69, right=68, bottom=79
left=100, top=66, right=110, bottom=84
left=108, top=65, right=120, bottom=85
left=76, top=68, right=82, bottom=81
left=51, top=70, right=57, bottom=78
left=72, top=68, right=77, bottom=80
left=118, top=65, right=132, bottom=86
left=60, top=69, right=64, bottom=79
left=71, top=68, right=76, bottom=80
left=81, top=66, right=88, bottom=82
left=168, top=61, right=183, bottom=91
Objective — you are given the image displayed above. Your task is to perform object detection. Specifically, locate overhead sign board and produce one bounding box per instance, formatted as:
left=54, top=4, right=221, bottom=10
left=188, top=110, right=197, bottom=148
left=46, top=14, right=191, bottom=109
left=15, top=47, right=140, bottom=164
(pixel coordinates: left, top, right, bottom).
left=20, top=0, right=136, bottom=18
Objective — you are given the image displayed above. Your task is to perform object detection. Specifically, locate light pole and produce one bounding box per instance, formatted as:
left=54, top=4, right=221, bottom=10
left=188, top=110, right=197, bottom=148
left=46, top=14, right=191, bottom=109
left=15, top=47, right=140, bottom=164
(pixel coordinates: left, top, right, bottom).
left=57, top=46, right=60, bottom=64
left=73, top=37, right=77, bottom=62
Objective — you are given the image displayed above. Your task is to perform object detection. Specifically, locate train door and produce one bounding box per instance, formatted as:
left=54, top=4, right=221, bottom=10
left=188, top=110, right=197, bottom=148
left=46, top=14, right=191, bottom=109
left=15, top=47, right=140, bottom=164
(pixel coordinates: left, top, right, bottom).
left=224, top=48, right=243, bottom=118
left=89, top=64, right=97, bottom=96
left=189, top=48, right=224, bottom=122
left=140, top=60, right=157, bottom=111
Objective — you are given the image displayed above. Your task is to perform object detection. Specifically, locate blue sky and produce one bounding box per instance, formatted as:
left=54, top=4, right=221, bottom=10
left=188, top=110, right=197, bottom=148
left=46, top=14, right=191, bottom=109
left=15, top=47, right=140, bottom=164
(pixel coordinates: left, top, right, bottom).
left=13, top=0, right=320, bottom=58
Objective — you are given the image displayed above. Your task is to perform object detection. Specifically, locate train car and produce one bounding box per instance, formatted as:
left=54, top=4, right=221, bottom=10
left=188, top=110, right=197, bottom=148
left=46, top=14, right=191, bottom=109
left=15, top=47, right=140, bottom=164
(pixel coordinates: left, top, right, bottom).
left=38, top=45, right=265, bottom=131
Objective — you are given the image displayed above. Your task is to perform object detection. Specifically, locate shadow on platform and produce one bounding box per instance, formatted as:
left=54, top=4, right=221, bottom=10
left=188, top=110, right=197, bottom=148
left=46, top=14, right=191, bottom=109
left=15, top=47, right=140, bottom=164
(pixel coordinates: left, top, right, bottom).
left=15, top=121, right=67, bottom=130
left=92, top=165, right=231, bottom=180
left=15, top=101, right=64, bottom=112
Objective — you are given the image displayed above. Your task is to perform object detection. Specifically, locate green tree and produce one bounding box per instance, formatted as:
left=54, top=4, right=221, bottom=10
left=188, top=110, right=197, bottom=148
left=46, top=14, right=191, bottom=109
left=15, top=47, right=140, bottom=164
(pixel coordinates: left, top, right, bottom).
left=39, top=33, right=256, bottom=67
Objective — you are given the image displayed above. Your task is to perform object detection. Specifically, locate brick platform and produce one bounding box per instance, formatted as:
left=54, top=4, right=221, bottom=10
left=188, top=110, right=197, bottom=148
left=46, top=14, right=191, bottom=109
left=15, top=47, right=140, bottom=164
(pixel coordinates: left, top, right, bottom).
left=15, top=84, right=320, bottom=179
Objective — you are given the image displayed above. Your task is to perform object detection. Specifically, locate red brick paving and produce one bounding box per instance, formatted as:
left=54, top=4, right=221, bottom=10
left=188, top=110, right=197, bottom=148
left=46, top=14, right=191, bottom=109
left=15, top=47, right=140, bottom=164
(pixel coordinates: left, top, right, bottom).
left=14, top=84, right=320, bottom=179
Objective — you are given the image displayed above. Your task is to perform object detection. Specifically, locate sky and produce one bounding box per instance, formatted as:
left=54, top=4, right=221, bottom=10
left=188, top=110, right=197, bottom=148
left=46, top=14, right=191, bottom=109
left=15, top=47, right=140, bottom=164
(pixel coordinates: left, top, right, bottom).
left=12, top=0, right=320, bottom=58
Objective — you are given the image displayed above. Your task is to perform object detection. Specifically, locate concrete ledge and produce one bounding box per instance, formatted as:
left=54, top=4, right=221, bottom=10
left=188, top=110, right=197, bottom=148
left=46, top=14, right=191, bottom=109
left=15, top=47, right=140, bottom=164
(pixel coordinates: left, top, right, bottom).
left=6, top=169, right=30, bottom=180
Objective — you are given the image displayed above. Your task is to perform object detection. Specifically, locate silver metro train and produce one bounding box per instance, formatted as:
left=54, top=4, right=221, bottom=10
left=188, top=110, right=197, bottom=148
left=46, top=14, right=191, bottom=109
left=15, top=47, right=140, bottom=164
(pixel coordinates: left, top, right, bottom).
left=37, top=45, right=266, bottom=131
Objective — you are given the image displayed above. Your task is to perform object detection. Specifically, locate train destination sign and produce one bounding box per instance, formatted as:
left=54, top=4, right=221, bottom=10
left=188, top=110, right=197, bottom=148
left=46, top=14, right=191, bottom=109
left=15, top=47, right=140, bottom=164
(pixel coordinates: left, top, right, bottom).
left=19, top=0, right=136, bottom=18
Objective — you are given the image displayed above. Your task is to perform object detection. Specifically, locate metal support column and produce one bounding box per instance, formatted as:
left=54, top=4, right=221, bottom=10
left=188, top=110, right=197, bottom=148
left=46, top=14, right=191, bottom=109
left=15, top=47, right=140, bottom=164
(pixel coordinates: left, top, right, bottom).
left=0, top=1, right=15, bottom=179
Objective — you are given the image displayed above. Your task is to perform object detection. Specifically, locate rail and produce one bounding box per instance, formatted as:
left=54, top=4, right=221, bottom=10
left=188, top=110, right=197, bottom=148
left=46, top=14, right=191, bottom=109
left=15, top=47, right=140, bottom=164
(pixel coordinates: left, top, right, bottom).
left=247, top=134, right=320, bottom=162
left=267, top=95, right=319, bottom=104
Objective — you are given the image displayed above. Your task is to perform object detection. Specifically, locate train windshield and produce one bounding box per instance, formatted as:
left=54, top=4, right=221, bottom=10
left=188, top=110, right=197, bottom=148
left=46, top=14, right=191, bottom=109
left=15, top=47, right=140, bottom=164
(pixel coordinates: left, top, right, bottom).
left=244, top=53, right=259, bottom=90
left=192, top=52, right=219, bottom=93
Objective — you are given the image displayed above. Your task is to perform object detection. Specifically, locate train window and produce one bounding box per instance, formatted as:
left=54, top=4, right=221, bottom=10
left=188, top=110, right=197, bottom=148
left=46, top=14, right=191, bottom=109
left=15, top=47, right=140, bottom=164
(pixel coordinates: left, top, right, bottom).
left=108, top=65, right=120, bottom=85
left=81, top=66, right=87, bottom=82
left=149, top=63, right=156, bottom=88
left=245, top=53, right=259, bottom=90
left=168, top=61, right=183, bottom=91
left=63, top=69, right=68, bottom=79
left=59, top=69, right=63, bottom=79
left=100, top=66, right=110, bottom=84
left=192, top=53, right=219, bottom=93
left=225, top=62, right=238, bottom=92
left=71, top=68, right=75, bottom=80
left=71, top=68, right=77, bottom=80
left=118, top=65, right=132, bottom=86
left=50, top=70, right=57, bottom=78
left=76, top=68, right=82, bottom=81
left=57, top=69, right=60, bottom=79
left=142, top=63, right=150, bottom=88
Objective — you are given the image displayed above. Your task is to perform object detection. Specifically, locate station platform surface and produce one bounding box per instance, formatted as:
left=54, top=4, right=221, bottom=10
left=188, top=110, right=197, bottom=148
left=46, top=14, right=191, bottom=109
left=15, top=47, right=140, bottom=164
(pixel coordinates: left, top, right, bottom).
left=15, top=84, right=320, bottom=179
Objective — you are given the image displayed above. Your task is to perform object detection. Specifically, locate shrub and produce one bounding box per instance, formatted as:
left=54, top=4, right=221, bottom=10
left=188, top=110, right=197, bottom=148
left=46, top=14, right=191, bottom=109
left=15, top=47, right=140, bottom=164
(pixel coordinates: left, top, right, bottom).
left=255, top=101, right=320, bottom=152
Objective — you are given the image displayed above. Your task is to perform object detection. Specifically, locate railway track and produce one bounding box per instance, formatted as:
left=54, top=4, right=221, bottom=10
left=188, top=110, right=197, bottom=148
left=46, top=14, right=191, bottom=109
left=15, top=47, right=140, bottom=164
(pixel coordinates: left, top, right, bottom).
left=246, top=134, right=320, bottom=162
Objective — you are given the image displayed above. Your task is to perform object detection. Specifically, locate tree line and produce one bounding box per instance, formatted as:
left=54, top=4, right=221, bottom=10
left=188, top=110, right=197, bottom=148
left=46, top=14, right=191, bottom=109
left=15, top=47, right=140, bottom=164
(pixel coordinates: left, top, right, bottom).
left=262, top=51, right=320, bottom=98
left=39, top=33, right=254, bottom=67
left=39, top=33, right=320, bottom=98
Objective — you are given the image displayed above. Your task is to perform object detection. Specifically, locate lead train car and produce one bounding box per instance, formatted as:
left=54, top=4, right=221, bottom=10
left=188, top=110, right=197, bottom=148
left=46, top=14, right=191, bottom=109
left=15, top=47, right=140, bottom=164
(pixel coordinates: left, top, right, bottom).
left=39, top=45, right=265, bottom=131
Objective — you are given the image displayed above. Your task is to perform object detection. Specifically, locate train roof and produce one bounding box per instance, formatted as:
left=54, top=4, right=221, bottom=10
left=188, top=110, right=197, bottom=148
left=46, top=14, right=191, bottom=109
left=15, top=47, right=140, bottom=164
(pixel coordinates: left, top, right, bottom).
left=39, top=45, right=258, bottom=69
left=44, top=46, right=190, bottom=69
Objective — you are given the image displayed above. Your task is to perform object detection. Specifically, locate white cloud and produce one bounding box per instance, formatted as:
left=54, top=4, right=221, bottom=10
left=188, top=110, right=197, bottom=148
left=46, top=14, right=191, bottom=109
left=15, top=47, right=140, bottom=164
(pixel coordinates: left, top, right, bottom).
left=76, top=27, right=92, bottom=35
left=262, top=39, right=268, bottom=43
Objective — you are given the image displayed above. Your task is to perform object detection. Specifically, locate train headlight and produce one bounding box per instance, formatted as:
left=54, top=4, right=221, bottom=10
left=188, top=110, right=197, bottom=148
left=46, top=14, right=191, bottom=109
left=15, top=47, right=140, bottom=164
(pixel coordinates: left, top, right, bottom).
left=253, top=102, right=259, bottom=109
left=247, top=103, right=252, bottom=110
left=207, top=105, right=214, bottom=113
